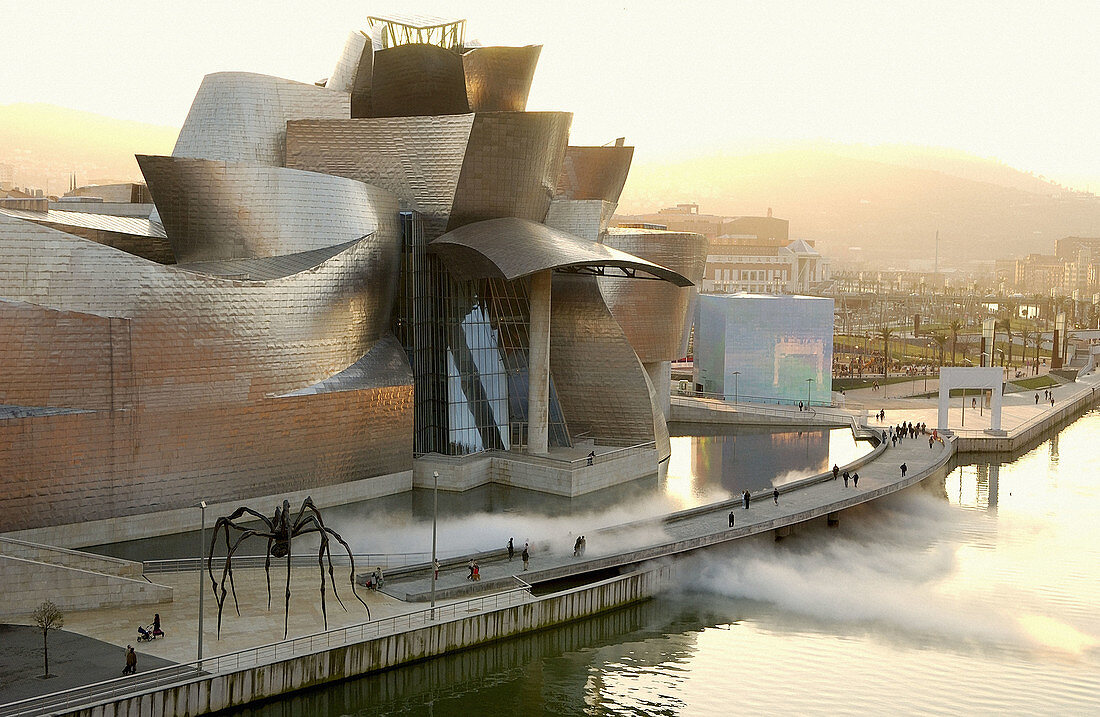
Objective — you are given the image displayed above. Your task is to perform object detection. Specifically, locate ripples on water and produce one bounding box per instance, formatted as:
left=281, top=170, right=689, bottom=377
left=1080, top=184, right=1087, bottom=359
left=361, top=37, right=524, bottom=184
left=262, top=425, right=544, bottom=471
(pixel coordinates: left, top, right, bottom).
left=226, top=415, right=1100, bottom=716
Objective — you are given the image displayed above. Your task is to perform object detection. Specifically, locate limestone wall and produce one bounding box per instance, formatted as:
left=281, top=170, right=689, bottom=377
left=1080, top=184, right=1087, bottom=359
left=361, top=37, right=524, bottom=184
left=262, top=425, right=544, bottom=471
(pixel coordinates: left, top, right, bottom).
left=0, top=555, right=171, bottom=621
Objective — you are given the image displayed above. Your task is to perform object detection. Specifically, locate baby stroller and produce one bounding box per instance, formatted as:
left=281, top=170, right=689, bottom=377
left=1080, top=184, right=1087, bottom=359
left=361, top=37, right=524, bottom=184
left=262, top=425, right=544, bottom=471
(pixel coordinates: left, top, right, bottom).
left=136, top=624, right=164, bottom=642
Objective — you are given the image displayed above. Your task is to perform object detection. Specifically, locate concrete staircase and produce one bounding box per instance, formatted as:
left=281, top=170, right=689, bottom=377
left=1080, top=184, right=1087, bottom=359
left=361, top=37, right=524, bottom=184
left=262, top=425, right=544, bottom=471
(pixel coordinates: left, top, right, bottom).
left=0, top=537, right=171, bottom=621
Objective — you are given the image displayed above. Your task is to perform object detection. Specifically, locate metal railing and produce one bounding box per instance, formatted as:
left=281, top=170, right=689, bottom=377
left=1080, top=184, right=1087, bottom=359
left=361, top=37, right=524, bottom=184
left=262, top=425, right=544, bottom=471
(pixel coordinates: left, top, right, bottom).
left=671, top=391, right=854, bottom=424
left=413, top=439, right=657, bottom=469
left=143, top=551, right=454, bottom=574
left=0, top=582, right=534, bottom=717
left=947, top=381, right=1100, bottom=438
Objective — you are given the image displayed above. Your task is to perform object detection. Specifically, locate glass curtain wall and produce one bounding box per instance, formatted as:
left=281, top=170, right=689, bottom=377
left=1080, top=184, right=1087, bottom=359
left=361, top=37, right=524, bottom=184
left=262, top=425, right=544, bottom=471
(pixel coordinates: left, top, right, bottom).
left=393, top=211, right=571, bottom=455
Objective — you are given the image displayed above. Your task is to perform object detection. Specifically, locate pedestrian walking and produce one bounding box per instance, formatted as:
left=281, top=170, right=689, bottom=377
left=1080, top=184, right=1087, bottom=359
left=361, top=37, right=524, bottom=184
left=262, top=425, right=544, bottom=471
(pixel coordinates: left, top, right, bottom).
left=773, top=487, right=780, bottom=505
left=728, top=510, right=735, bottom=527
left=843, top=472, right=849, bottom=487
left=852, top=472, right=859, bottom=487
left=472, top=561, right=480, bottom=581
left=832, top=464, right=840, bottom=480
left=123, top=645, right=137, bottom=675
left=467, top=559, right=475, bottom=581
left=1035, top=393, right=1040, bottom=404
left=433, top=558, right=440, bottom=580
left=900, top=463, right=907, bottom=477
left=522, top=543, right=530, bottom=571
left=891, top=435, right=897, bottom=447
left=743, top=490, right=751, bottom=509
left=929, top=436, right=934, bottom=449
left=573, top=536, right=582, bottom=557
left=587, top=450, right=595, bottom=466
left=580, top=536, right=586, bottom=556
left=507, top=537, right=514, bottom=561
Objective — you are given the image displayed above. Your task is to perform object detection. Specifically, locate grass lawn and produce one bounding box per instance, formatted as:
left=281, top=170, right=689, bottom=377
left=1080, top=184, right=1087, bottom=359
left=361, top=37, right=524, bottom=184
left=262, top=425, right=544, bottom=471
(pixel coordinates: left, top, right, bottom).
left=833, top=376, right=928, bottom=391
left=1011, top=375, right=1060, bottom=390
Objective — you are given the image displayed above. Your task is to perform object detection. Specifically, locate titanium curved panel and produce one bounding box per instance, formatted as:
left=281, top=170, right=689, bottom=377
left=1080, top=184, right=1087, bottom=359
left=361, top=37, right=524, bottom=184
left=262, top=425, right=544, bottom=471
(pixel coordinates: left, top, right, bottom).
left=0, top=214, right=400, bottom=402
left=138, top=155, right=398, bottom=262
left=172, top=72, right=350, bottom=166
left=462, top=45, right=542, bottom=111
left=370, top=43, right=470, bottom=117
left=554, top=145, right=635, bottom=204
left=0, top=298, right=119, bottom=411
left=448, top=112, right=572, bottom=230
left=286, top=115, right=475, bottom=239
left=598, top=228, right=709, bottom=361
left=327, top=30, right=374, bottom=117
left=430, top=217, right=693, bottom=286
left=548, top=274, right=670, bottom=459
left=0, top=214, right=412, bottom=532
left=0, top=207, right=173, bottom=263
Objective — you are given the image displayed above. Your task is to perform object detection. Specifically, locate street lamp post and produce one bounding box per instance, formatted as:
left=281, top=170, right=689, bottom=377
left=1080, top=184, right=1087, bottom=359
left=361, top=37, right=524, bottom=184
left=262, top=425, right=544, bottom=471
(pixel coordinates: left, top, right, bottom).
left=732, top=371, right=740, bottom=404
left=197, top=500, right=207, bottom=665
left=430, top=471, right=439, bottom=620
left=805, top=378, right=813, bottom=408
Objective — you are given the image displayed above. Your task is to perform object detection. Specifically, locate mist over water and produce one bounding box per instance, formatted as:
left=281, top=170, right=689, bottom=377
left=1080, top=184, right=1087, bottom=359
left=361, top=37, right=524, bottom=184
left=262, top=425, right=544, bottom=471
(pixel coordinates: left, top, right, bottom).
left=223, top=413, right=1100, bottom=716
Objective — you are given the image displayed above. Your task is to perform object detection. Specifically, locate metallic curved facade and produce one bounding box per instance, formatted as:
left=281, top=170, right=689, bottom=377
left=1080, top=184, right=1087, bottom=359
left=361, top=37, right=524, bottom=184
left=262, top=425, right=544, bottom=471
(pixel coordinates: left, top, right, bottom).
left=370, top=43, right=470, bottom=118
left=138, top=155, right=399, bottom=262
left=286, top=115, right=476, bottom=238
left=173, top=72, right=350, bottom=166
left=430, top=217, right=693, bottom=286
left=548, top=274, right=671, bottom=459
left=447, top=112, right=572, bottom=230
left=555, top=145, right=635, bottom=204
left=0, top=207, right=173, bottom=264
left=0, top=215, right=411, bottom=532
left=599, top=227, right=709, bottom=362
left=462, top=45, right=542, bottom=112
left=286, top=111, right=573, bottom=238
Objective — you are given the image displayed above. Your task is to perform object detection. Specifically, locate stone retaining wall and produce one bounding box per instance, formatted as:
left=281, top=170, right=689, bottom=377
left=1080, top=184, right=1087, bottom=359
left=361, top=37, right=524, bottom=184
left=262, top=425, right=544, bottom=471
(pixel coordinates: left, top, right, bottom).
left=61, top=567, right=669, bottom=716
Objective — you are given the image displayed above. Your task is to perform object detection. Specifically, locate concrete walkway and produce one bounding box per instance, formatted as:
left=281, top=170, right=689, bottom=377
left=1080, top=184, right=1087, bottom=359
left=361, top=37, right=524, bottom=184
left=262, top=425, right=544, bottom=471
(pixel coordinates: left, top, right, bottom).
left=859, top=369, right=1100, bottom=435
left=386, top=423, right=952, bottom=601
left=0, top=625, right=173, bottom=704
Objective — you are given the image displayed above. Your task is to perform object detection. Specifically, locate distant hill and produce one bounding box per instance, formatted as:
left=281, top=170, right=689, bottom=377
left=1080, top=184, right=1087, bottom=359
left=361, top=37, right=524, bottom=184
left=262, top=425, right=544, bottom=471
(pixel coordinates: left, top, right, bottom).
left=2, top=104, right=1097, bottom=266
left=0, top=103, right=178, bottom=192
left=619, top=146, right=1100, bottom=266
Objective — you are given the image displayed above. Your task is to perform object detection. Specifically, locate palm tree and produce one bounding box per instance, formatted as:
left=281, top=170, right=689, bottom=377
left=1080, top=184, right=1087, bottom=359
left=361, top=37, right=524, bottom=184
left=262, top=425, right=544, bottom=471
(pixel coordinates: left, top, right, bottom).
left=948, top=319, right=964, bottom=366
left=931, top=332, right=948, bottom=367
left=879, top=325, right=893, bottom=378
left=1020, top=327, right=1033, bottom=374
left=997, top=318, right=1013, bottom=366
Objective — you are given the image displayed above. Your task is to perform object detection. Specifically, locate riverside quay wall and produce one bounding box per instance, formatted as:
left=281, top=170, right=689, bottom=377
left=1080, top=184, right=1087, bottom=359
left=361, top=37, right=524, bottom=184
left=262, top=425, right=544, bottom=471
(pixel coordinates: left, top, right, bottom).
left=55, top=568, right=669, bottom=717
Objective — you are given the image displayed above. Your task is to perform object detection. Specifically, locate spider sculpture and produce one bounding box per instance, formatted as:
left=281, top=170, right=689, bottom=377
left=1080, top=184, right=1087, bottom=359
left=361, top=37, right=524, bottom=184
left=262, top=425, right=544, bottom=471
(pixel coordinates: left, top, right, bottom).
left=207, top=496, right=368, bottom=638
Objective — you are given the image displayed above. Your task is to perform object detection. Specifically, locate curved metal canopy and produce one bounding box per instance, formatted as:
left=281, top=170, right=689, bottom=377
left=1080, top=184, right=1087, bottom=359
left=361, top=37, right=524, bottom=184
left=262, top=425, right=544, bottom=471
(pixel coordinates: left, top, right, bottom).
left=429, top=217, right=693, bottom=287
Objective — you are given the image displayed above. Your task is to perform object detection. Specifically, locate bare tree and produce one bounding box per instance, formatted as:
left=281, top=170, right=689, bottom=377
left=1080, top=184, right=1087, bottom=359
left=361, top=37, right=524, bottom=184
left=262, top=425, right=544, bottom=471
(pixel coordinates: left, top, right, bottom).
left=32, top=600, right=64, bottom=678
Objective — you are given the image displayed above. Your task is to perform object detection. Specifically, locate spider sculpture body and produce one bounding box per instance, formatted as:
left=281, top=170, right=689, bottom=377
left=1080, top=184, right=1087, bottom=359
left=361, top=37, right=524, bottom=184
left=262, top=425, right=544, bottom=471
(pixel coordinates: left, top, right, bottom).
left=207, top=497, right=368, bottom=638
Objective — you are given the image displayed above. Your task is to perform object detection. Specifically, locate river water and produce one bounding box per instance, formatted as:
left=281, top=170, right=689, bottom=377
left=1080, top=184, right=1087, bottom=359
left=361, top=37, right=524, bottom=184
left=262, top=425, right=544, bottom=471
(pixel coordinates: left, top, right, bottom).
left=223, top=412, right=1100, bottom=716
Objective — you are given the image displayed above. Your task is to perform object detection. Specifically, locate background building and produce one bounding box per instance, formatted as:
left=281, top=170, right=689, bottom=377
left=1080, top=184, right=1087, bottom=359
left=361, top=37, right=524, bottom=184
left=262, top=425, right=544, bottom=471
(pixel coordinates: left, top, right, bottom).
left=694, top=293, right=834, bottom=405
left=617, top=205, right=829, bottom=293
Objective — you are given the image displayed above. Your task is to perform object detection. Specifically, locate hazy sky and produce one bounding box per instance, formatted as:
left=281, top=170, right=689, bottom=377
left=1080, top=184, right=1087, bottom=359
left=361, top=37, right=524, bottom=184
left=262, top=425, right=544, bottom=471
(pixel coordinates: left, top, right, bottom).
left=3, top=0, right=1098, bottom=190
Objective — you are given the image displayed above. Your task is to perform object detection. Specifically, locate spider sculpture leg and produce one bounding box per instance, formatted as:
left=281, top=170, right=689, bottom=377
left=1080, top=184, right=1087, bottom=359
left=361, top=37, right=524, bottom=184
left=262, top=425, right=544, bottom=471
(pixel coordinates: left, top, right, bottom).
left=264, top=537, right=274, bottom=611
left=294, top=517, right=334, bottom=629
left=211, top=528, right=261, bottom=637
left=283, top=525, right=293, bottom=639
left=293, top=499, right=369, bottom=617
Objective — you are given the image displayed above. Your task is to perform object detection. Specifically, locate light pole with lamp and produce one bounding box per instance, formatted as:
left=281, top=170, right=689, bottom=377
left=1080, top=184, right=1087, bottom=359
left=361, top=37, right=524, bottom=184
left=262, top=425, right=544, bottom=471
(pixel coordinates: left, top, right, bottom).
left=805, top=378, right=814, bottom=408
left=197, top=500, right=207, bottom=665
left=430, top=471, right=439, bottom=620
left=731, top=371, right=740, bottom=404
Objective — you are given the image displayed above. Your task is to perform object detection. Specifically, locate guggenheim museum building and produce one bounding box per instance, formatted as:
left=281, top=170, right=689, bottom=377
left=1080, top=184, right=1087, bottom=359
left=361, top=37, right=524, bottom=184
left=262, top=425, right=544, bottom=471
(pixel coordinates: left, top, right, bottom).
left=0, top=14, right=707, bottom=540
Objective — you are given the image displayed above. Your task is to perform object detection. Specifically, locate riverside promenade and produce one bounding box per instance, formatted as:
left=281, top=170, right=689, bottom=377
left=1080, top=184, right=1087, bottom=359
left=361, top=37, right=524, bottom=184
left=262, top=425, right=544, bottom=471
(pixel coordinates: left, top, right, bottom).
left=8, top=373, right=1099, bottom=716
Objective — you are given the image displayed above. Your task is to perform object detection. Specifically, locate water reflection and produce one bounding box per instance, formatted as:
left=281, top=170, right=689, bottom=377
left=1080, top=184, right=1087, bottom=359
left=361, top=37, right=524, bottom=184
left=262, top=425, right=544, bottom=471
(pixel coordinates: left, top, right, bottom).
left=205, top=412, right=1100, bottom=715
left=89, top=427, right=870, bottom=561
left=665, top=425, right=871, bottom=500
